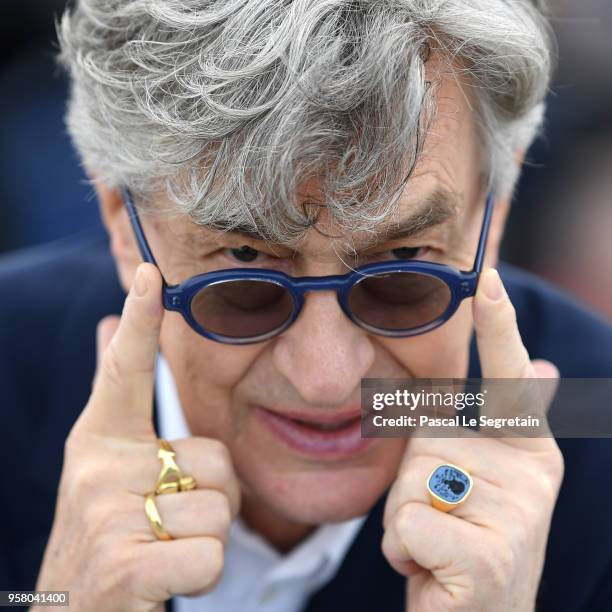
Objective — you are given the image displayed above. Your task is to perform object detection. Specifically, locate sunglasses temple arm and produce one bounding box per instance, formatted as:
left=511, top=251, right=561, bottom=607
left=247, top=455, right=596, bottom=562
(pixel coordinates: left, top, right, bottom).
left=471, top=193, right=495, bottom=273
left=122, top=188, right=162, bottom=268
left=121, top=188, right=174, bottom=299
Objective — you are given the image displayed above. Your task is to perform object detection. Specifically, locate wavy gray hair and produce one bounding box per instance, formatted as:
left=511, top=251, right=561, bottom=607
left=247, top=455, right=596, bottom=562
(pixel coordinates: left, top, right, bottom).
left=59, top=0, right=553, bottom=242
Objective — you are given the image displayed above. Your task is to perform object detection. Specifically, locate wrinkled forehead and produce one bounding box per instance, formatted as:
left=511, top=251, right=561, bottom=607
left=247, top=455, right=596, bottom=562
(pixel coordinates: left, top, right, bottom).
left=153, top=175, right=477, bottom=264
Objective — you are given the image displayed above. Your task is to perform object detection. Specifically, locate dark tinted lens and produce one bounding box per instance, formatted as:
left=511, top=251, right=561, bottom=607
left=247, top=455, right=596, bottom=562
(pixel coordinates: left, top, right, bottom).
left=348, top=271, right=452, bottom=331
left=191, top=280, right=294, bottom=339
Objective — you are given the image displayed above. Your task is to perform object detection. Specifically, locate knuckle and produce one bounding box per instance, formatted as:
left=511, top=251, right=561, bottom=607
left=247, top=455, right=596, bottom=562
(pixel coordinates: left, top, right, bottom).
left=397, top=466, right=418, bottom=491
left=475, top=541, right=514, bottom=593
left=398, top=455, right=434, bottom=487
left=127, top=289, right=160, bottom=327
left=64, top=419, right=99, bottom=456
left=382, top=492, right=398, bottom=529
left=533, top=445, right=565, bottom=503
left=63, top=429, right=84, bottom=458
left=68, top=461, right=105, bottom=498
left=207, top=439, right=234, bottom=481
left=98, top=499, right=134, bottom=535
left=204, top=538, right=225, bottom=589
left=510, top=505, right=532, bottom=549
left=380, top=529, right=400, bottom=567
left=211, top=438, right=232, bottom=466
left=210, top=492, right=232, bottom=535
left=182, top=437, right=232, bottom=477
left=547, top=444, right=565, bottom=485
left=395, top=503, right=420, bottom=537
left=227, top=481, right=241, bottom=518
left=179, top=539, right=225, bottom=598
left=84, top=497, right=124, bottom=539
left=112, top=547, right=147, bottom=597
left=516, top=355, right=536, bottom=379
left=79, top=545, right=128, bottom=603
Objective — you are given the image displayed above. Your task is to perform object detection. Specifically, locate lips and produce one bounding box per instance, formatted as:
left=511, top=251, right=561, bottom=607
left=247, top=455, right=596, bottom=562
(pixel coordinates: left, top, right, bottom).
left=253, top=406, right=372, bottom=459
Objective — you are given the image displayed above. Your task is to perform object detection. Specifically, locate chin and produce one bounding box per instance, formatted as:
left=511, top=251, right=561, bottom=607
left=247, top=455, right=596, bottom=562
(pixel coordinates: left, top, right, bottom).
left=238, top=444, right=405, bottom=525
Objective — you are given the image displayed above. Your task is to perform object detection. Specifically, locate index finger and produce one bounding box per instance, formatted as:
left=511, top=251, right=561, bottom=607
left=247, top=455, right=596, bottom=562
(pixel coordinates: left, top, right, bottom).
left=80, top=263, right=164, bottom=437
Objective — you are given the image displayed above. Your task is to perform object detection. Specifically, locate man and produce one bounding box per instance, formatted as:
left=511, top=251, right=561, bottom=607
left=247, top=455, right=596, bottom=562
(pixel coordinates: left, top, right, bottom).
left=1, top=1, right=612, bottom=610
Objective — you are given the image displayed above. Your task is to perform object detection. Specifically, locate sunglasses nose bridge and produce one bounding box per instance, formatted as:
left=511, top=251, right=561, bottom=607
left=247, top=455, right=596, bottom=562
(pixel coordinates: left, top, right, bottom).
left=291, top=275, right=353, bottom=306
left=292, top=274, right=351, bottom=293
left=289, top=276, right=356, bottom=335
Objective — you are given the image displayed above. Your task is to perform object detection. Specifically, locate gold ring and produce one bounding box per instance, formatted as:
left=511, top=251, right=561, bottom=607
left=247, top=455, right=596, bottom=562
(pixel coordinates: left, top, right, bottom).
left=144, top=493, right=172, bottom=541
left=155, top=439, right=197, bottom=495
left=427, top=463, right=473, bottom=512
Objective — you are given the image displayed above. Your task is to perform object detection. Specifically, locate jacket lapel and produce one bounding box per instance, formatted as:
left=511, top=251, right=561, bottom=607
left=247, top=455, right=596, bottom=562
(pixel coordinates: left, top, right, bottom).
left=304, top=495, right=404, bottom=612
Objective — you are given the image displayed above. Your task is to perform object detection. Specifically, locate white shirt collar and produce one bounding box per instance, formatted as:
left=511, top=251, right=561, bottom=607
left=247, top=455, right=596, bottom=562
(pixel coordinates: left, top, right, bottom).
left=155, top=354, right=367, bottom=612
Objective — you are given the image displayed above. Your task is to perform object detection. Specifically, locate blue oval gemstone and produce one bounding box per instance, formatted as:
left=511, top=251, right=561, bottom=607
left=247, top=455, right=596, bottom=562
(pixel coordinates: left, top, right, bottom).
left=428, top=465, right=471, bottom=504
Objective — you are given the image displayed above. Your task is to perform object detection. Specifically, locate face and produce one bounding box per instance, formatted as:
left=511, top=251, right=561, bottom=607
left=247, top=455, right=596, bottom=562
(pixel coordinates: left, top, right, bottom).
left=99, top=71, right=510, bottom=532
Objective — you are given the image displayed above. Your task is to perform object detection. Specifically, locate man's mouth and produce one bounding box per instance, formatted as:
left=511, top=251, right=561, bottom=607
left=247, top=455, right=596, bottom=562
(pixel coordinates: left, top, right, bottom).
left=253, top=406, right=372, bottom=459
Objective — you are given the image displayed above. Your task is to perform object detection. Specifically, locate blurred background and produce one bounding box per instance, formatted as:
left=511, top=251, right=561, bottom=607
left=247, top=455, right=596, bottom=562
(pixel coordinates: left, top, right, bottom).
left=0, top=0, right=611, bottom=317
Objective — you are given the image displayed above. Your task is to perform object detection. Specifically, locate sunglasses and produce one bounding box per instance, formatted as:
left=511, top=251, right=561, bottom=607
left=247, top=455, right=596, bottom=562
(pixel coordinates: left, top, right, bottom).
left=123, top=189, right=493, bottom=345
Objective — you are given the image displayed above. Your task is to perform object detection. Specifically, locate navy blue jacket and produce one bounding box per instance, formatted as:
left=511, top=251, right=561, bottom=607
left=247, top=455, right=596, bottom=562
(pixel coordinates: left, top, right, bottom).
left=1, top=235, right=612, bottom=611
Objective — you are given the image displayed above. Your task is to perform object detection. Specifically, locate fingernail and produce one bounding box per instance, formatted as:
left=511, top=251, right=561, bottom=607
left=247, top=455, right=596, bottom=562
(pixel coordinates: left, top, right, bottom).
left=133, top=266, right=148, bottom=297
left=480, top=268, right=504, bottom=302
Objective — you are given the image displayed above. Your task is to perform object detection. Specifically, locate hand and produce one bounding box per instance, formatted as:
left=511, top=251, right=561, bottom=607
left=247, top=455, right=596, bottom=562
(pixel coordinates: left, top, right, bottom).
left=34, top=263, right=241, bottom=612
left=381, top=268, right=564, bottom=612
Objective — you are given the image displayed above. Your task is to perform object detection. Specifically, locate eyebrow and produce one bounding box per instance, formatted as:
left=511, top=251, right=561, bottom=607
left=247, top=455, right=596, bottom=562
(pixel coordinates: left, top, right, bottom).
left=355, top=187, right=460, bottom=251
left=204, top=222, right=269, bottom=242
left=191, top=186, right=459, bottom=248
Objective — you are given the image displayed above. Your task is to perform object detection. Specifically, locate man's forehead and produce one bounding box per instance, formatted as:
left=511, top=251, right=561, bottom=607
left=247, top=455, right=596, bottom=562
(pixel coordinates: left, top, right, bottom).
left=175, top=182, right=461, bottom=254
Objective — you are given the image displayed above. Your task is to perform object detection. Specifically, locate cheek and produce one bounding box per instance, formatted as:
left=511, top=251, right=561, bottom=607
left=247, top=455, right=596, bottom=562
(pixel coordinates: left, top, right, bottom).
left=158, top=313, right=263, bottom=435
left=160, top=312, right=262, bottom=384
left=380, top=299, right=473, bottom=377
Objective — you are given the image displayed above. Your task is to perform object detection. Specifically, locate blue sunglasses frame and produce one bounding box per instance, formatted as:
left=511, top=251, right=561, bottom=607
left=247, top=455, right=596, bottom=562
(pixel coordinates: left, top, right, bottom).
left=123, top=189, right=494, bottom=345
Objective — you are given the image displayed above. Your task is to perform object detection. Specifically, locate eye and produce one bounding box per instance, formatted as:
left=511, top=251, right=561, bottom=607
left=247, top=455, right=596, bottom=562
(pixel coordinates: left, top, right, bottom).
left=229, top=245, right=260, bottom=263
left=391, top=246, right=422, bottom=260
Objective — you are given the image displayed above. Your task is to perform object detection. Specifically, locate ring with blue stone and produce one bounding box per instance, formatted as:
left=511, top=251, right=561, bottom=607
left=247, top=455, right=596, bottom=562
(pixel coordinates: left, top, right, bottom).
left=427, top=463, right=473, bottom=512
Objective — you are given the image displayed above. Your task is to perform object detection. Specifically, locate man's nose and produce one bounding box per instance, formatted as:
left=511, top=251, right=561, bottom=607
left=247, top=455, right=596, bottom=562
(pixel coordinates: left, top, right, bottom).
left=272, top=291, right=375, bottom=406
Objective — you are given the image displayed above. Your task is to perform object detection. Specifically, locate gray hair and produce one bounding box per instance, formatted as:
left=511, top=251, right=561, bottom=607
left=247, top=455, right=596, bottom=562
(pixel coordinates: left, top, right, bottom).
left=58, top=0, right=554, bottom=242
